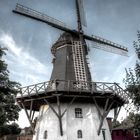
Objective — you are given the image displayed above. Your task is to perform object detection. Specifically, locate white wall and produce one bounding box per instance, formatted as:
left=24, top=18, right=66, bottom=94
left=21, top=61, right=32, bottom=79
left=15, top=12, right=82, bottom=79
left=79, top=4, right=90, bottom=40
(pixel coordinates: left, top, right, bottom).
left=33, top=103, right=112, bottom=140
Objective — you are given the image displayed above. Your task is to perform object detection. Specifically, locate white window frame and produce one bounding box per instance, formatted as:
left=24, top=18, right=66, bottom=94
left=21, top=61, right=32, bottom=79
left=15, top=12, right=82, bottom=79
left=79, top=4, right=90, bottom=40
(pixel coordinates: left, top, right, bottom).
left=134, top=129, right=139, bottom=137
left=44, top=130, right=47, bottom=139
left=77, top=130, right=83, bottom=138
left=75, top=108, right=83, bottom=118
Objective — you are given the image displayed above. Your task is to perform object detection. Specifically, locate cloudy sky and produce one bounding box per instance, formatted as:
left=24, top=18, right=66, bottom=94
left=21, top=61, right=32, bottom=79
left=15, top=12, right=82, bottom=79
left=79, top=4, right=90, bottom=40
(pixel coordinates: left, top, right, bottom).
left=0, top=0, right=140, bottom=128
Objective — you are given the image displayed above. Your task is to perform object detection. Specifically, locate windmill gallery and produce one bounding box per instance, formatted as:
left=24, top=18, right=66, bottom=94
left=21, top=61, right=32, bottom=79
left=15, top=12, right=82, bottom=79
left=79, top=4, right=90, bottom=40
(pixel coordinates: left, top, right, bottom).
left=13, top=0, right=129, bottom=140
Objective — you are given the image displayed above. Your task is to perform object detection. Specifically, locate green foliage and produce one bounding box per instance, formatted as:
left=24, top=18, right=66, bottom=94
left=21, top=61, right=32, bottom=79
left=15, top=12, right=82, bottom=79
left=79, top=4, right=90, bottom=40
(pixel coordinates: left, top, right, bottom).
left=124, top=31, right=140, bottom=130
left=112, top=120, right=121, bottom=128
left=121, top=112, right=140, bottom=129
left=124, top=31, right=140, bottom=111
left=0, top=46, right=21, bottom=136
left=0, top=123, right=21, bottom=137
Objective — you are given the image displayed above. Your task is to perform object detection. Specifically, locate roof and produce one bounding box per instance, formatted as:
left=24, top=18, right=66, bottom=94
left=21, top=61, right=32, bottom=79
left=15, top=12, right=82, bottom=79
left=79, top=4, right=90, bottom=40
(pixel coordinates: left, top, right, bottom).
left=112, top=124, right=134, bottom=130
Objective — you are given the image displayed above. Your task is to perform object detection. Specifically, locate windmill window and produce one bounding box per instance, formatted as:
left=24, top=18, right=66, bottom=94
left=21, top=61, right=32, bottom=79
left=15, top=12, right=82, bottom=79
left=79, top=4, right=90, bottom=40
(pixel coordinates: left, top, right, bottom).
left=75, top=108, right=83, bottom=118
left=134, top=129, right=139, bottom=137
left=77, top=130, right=82, bottom=138
left=44, top=130, right=47, bottom=139
left=102, top=129, right=106, bottom=140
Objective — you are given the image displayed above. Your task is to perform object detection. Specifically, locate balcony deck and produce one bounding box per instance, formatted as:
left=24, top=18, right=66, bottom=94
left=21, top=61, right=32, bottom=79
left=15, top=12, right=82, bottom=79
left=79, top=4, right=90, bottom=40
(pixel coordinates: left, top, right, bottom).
left=16, top=80, right=129, bottom=111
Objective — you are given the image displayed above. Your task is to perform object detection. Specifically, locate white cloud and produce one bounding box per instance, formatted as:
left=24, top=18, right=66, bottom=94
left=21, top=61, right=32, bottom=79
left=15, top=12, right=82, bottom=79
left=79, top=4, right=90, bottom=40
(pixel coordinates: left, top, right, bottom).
left=0, top=34, right=22, bottom=57
left=88, top=46, right=137, bottom=88
left=109, top=54, right=136, bottom=86
left=0, top=32, right=51, bottom=86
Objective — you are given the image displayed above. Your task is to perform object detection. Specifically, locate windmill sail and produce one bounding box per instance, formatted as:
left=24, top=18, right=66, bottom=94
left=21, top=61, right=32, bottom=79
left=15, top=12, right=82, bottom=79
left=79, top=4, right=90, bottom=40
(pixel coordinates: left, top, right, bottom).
left=89, top=41, right=128, bottom=56
left=13, top=4, right=71, bottom=30
left=77, top=0, right=87, bottom=27
left=13, top=3, right=128, bottom=57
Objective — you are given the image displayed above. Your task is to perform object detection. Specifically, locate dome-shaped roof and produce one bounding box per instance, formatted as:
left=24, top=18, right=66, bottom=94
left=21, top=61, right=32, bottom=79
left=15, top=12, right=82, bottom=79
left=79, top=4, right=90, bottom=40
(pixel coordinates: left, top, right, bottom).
left=51, top=32, right=77, bottom=55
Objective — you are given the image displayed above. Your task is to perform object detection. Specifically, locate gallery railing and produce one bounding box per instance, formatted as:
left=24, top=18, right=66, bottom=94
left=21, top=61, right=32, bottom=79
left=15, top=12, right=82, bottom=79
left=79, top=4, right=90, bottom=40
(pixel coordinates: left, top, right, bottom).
left=17, top=80, right=129, bottom=102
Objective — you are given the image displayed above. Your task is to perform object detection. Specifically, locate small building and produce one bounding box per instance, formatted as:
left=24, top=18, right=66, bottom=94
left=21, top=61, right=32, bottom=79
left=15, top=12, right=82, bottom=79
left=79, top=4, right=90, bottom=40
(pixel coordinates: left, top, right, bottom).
left=17, top=127, right=33, bottom=140
left=17, top=135, right=32, bottom=140
left=112, top=125, right=140, bottom=140
left=0, top=135, right=17, bottom=140
left=20, top=127, right=32, bottom=136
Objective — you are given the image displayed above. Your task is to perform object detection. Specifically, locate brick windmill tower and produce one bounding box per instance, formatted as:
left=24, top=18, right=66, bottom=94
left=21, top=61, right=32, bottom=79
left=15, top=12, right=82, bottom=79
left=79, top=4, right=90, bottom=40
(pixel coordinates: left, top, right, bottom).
left=13, top=1, right=129, bottom=140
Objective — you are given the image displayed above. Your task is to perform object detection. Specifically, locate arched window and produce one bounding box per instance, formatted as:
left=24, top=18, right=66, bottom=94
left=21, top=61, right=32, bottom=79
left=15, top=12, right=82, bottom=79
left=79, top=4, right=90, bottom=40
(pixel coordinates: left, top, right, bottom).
left=75, top=108, right=83, bottom=118
left=134, top=129, right=139, bottom=137
left=77, top=130, right=82, bottom=138
left=102, top=129, right=106, bottom=140
left=44, top=130, right=47, bottom=139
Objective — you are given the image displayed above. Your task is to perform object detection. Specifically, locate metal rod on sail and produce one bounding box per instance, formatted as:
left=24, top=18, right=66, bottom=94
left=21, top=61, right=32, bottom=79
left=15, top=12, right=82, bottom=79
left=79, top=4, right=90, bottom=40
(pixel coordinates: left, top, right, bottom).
left=75, top=0, right=83, bottom=33
left=75, top=0, right=85, bottom=43
left=75, top=0, right=88, bottom=55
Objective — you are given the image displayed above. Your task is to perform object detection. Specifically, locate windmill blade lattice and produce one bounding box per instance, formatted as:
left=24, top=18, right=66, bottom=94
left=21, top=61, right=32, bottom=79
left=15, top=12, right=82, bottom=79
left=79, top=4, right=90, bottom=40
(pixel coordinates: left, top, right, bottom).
left=13, top=3, right=128, bottom=56
left=89, top=40, right=128, bottom=56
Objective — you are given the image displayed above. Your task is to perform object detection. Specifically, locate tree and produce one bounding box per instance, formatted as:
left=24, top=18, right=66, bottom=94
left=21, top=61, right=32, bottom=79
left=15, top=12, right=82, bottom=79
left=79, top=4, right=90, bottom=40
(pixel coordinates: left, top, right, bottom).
left=121, top=112, right=140, bottom=126
left=0, top=46, right=21, bottom=136
left=8, top=123, right=21, bottom=135
left=0, top=123, right=21, bottom=137
left=124, top=30, right=140, bottom=111
left=121, top=112, right=140, bottom=131
left=124, top=31, right=140, bottom=131
left=112, top=120, right=121, bottom=128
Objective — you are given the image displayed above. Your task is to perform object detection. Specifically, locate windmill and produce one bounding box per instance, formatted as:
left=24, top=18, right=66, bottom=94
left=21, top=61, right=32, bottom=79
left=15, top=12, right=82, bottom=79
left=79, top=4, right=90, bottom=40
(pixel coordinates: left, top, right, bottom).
left=13, top=0, right=129, bottom=139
